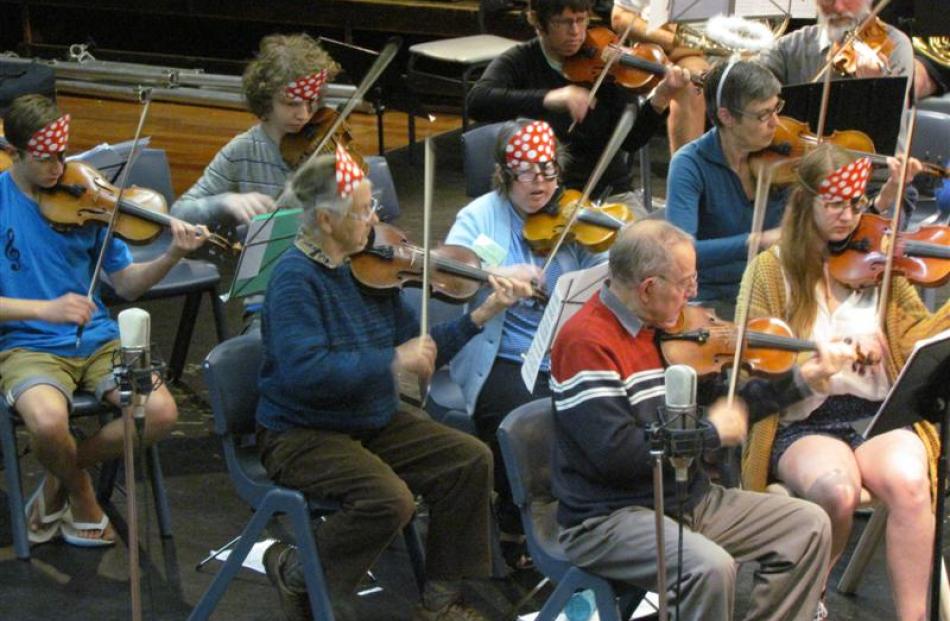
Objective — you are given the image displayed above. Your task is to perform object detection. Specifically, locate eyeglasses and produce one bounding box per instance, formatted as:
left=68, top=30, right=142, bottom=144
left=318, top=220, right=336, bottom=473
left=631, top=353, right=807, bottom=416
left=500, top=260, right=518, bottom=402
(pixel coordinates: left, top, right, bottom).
left=734, top=98, right=785, bottom=124
left=27, top=151, right=65, bottom=164
left=346, top=197, right=381, bottom=222
left=548, top=14, right=589, bottom=31
left=509, top=162, right=560, bottom=183
left=819, top=195, right=869, bottom=215
left=656, top=272, right=698, bottom=293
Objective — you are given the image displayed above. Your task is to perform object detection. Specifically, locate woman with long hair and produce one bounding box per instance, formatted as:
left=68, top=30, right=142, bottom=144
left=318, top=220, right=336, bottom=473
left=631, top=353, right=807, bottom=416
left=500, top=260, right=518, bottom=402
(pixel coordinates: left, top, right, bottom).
left=739, top=143, right=948, bottom=620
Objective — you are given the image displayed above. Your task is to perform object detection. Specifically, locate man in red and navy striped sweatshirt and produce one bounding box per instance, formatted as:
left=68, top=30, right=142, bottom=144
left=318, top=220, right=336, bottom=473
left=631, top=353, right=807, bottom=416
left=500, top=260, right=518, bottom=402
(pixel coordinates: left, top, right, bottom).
left=551, top=220, right=846, bottom=620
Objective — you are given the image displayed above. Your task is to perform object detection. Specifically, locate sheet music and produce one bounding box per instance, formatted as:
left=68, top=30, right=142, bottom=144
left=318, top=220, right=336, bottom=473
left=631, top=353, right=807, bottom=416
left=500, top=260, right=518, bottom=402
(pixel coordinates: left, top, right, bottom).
left=520, top=263, right=609, bottom=392
left=734, top=0, right=814, bottom=18
left=225, top=208, right=301, bottom=301
left=650, top=0, right=813, bottom=27
left=864, top=328, right=950, bottom=438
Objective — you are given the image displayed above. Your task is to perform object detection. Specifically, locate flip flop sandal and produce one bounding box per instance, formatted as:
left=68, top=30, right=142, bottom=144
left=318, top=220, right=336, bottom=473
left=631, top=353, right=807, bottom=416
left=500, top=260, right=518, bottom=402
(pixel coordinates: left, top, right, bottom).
left=24, top=476, right=69, bottom=544
left=60, top=508, right=115, bottom=548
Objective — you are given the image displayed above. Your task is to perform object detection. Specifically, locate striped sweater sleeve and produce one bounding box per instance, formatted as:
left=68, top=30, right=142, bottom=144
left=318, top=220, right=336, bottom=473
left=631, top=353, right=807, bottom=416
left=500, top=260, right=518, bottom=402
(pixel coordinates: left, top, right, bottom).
left=551, top=337, right=665, bottom=485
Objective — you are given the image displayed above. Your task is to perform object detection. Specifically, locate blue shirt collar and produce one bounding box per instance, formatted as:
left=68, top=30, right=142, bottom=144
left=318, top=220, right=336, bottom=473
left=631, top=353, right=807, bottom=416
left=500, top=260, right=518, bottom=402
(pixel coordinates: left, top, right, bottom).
left=599, top=284, right=644, bottom=338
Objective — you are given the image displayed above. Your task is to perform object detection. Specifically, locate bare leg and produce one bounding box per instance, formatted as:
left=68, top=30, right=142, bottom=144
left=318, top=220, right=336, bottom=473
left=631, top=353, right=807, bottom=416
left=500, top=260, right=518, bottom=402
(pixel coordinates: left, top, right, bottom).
left=15, top=385, right=95, bottom=537
left=776, top=435, right=862, bottom=568
left=16, top=377, right=177, bottom=542
left=79, top=377, right=178, bottom=469
left=856, top=429, right=932, bottom=621
left=667, top=55, right=709, bottom=153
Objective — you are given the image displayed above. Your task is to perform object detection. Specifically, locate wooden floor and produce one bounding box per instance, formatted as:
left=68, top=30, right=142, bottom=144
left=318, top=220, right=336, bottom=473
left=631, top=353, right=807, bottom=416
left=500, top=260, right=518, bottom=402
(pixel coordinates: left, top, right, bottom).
left=59, top=94, right=462, bottom=198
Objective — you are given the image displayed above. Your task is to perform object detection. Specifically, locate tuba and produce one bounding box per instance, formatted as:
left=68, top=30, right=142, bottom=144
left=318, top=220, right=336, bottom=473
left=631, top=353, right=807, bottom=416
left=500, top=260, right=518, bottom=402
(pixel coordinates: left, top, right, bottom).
left=913, top=36, right=950, bottom=69
left=673, top=14, right=789, bottom=56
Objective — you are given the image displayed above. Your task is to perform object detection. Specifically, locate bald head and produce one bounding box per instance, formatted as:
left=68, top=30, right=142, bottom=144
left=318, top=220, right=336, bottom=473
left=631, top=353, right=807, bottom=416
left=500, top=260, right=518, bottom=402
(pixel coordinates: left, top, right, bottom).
left=609, top=220, right=694, bottom=287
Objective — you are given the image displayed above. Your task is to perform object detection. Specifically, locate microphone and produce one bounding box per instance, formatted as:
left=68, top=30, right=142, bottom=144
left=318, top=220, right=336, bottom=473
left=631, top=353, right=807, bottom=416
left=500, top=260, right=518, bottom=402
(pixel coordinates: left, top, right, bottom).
left=664, top=364, right=698, bottom=483
left=117, top=308, right=152, bottom=423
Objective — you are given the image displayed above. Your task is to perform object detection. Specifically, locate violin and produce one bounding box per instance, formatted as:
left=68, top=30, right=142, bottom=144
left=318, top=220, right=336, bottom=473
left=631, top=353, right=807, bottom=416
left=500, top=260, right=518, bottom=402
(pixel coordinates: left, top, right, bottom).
left=830, top=17, right=894, bottom=77
left=658, top=305, right=879, bottom=376
left=34, top=161, right=239, bottom=257
left=563, top=27, right=705, bottom=94
left=751, top=116, right=948, bottom=184
left=280, top=106, right=365, bottom=171
left=828, top=213, right=950, bottom=289
left=523, top=188, right=633, bottom=254
left=350, top=222, right=548, bottom=304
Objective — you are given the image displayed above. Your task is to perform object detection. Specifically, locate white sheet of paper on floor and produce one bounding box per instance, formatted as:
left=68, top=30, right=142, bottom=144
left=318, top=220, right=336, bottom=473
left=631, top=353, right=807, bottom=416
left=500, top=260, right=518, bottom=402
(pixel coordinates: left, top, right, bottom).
left=210, top=538, right=276, bottom=574
left=517, top=591, right=659, bottom=621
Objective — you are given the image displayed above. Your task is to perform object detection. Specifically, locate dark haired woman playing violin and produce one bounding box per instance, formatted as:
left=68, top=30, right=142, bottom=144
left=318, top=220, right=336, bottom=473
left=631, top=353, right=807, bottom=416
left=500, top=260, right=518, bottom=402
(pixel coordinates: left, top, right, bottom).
left=739, top=144, right=949, bottom=621
left=445, top=118, right=606, bottom=569
left=0, top=94, right=208, bottom=549
left=466, top=0, right=690, bottom=203
left=255, top=146, right=531, bottom=620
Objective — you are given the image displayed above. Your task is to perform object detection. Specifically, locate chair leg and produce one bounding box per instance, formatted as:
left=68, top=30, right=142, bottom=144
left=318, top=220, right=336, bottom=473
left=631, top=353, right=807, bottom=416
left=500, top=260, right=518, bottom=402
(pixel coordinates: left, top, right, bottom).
left=941, top=559, right=950, bottom=621
left=836, top=506, right=888, bottom=594
left=407, top=111, right=417, bottom=166
left=188, top=488, right=335, bottom=621
left=0, top=406, right=30, bottom=560
left=147, top=444, right=173, bottom=538
left=167, top=291, right=203, bottom=382
left=209, top=289, right=230, bottom=343
left=403, top=519, right=426, bottom=595
left=591, top=580, right=622, bottom=621
left=535, top=568, right=587, bottom=621
left=97, top=458, right=120, bottom=505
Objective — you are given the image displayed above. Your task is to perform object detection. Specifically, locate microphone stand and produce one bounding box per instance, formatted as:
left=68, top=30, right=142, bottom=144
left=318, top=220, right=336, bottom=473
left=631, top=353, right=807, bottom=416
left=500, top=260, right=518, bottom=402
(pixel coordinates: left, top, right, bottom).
left=114, top=352, right=162, bottom=621
left=115, top=357, right=143, bottom=621
left=649, top=408, right=707, bottom=621
left=649, top=425, right=669, bottom=621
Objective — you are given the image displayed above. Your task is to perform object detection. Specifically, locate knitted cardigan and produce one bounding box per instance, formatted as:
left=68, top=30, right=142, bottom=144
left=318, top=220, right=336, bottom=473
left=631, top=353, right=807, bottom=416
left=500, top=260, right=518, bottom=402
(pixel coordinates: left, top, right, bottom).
left=738, top=247, right=949, bottom=503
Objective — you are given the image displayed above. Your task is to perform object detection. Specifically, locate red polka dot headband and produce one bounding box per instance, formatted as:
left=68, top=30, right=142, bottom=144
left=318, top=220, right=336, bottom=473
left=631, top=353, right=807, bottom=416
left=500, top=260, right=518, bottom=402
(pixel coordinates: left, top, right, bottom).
left=285, top=70, right=328, bottom=102
left=505, top=121, right=556, bottom=170
left=335, top=143, right=364, bottom=199
left=817, top=157, right=872, bottom=202
left=26, top=114, right=70, bottom=158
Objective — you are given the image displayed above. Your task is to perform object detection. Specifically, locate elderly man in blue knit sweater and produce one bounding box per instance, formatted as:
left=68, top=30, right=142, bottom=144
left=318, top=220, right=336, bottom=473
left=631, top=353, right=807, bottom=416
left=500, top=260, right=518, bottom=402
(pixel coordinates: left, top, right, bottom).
left=256, top=147, right=533, bottom=621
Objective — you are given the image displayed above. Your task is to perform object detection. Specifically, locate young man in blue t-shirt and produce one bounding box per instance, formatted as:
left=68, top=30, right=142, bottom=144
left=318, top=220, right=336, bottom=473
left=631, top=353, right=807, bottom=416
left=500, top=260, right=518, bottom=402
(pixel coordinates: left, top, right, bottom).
left=0, top=94, right=208, bottom=547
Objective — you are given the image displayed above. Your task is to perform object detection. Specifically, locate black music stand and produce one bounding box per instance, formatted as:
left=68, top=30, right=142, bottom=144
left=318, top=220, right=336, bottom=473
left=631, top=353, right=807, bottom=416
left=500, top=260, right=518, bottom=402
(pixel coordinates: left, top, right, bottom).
left=318, top=36, right=428, bottom=155
left=781, top=77, right=908, bottom=156
left=865, top=328, right=950, bottom=621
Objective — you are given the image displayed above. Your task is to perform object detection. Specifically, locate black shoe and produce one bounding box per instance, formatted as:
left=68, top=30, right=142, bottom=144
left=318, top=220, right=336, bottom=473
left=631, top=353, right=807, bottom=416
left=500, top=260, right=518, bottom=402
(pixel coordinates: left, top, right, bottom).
left=263, top=542, right=312, bottom=621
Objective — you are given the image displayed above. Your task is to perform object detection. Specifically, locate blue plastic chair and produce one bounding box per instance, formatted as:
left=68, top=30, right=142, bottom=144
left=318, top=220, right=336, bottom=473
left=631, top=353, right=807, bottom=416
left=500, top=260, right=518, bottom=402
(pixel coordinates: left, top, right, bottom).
left=190, top=332, right=426, bottom=620
left=461, top=121, right=505, bottom=199
left=365, top=154, right=400, bottom=222
left=97, top=148, right=230, bottom=382
left=498, top=398, right=644, bottom=620
left=0, top=392, right=172, bottom=560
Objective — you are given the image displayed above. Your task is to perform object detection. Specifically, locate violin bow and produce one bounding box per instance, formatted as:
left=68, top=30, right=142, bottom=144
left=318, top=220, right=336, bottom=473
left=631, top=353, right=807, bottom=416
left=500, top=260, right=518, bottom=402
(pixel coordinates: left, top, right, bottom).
left=810, top=0, right=892, bottom=83
left=233, top=38, right=401, bottom=299
left=298, top=37, right=401, bottom=173
left=76, top=88, right=154, bottom=348
left=418, top=136, right=435, bottom=407
left=876, top=106, right=917, bottom=326
left=567, top=22, right=634, bottom=134
left=540, top=104, right=635, bottom=276
left=726, top=148, right=798, bottom=406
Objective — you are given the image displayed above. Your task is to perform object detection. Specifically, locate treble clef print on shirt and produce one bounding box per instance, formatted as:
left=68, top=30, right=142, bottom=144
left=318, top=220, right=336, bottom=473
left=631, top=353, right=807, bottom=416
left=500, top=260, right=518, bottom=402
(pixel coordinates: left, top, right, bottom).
left=4, top=228, right=22, bottom=271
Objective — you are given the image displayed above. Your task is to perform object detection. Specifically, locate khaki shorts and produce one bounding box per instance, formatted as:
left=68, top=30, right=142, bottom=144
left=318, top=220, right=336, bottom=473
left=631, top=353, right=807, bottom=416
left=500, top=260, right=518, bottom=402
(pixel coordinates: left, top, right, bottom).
left=0, top=340, right=120, bottom=408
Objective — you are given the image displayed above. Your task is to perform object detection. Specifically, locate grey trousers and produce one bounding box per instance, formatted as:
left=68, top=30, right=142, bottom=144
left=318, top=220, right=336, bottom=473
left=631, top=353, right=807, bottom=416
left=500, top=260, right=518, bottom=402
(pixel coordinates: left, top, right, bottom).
left=559, top=485, right=831, bottom=621
left=259, top=407, right=494, bottom=597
